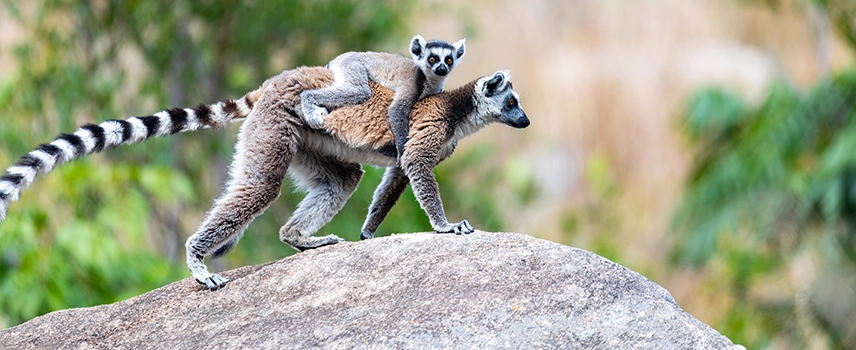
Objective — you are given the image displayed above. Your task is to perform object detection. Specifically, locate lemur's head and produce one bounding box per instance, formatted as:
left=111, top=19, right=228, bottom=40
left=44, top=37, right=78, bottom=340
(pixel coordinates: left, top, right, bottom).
left=474, top=70, right=529, bottom=129
left=410, top=35, right=466, bottom=77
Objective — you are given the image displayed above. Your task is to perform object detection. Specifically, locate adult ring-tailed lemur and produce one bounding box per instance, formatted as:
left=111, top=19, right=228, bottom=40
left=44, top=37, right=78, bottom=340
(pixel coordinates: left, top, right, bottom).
left=301, top=35, right=466, bottom=164
left=0, top=66, right=529, bottom=290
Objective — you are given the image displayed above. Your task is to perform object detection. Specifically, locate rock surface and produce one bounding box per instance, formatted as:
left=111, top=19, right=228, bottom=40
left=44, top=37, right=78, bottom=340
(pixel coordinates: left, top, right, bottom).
left=0, top=232, right=742, bottom=349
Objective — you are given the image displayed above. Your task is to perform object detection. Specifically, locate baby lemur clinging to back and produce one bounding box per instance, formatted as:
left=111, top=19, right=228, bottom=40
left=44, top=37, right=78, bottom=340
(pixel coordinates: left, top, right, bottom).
left=300, top=35, right=466, bottom=162
left=0, top=66, right=528, bottom=290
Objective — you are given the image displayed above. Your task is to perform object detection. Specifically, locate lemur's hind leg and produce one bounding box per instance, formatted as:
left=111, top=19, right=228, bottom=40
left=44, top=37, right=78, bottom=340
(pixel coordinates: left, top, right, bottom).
left=280, top=152, right=364, bottom=251
left=185, top=177, right=283, bottom=290
left=300, top=56, right=371, bottom=129
left=186, top=103, right=300, bottom=290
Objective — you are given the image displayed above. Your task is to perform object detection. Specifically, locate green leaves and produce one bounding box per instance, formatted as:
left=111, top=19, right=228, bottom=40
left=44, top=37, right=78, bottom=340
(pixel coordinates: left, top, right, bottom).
left=683, top=87, right=746, bottom=142
left=674, top=67, right=856, bottom=348
left=0, top=159, right=185, bottom=325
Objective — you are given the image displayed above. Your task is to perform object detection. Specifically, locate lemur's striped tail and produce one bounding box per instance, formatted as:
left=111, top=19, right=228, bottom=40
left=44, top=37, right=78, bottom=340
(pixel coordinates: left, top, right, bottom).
left=0, top=89, right=261, bottom=225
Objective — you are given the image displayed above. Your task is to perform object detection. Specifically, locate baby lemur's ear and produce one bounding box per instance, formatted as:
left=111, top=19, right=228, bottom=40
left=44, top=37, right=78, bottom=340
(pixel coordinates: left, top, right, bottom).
left=410, top=35, right=427, bottom=60
left=453, top=38, right=466, bottom=59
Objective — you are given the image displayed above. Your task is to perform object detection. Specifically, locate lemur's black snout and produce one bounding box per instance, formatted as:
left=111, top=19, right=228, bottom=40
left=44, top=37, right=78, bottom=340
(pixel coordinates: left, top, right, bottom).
left=502, top=111, right=530, bottom=129
left=434, top=65, right=449, bottom=76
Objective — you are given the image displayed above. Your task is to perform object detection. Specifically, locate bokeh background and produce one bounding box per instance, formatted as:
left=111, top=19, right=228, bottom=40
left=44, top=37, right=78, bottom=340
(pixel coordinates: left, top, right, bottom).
left=2, top=1, right=855, bottom=348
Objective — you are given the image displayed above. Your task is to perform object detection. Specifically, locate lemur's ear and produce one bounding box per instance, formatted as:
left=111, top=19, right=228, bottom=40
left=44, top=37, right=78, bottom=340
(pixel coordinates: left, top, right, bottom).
left=411, top=35, right=427, bottom=59
left=499, top=69, right=511, bottom=80
left=453, top=38, right=466, bottom=59
left=484, top=72, right=505, bottom=96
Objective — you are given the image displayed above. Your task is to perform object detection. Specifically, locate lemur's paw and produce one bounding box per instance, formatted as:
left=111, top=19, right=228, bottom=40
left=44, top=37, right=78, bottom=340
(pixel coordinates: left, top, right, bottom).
left=304, top=107, right=329, bottom=129
left=285, top=234, right=344, bottom=252
left=435, top=220, right=475, bottom=235
left=360, top=231, right=375, bottom=240
left=196, top=274, right=229, bottom=290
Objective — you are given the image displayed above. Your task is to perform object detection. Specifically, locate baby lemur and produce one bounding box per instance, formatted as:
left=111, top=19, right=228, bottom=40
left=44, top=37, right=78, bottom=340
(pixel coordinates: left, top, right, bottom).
left=0, top=66, right=529, bottom=290
left=301, top=35, right=466, bottom=162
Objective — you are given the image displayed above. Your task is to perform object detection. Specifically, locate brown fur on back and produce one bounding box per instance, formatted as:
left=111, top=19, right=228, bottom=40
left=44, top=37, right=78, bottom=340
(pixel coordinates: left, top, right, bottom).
left=323, top=81, right=397, bottom=149
left=247, top=66, right=473, bottom=159
left=240, top=66, right=337, bottom=112
left=323, top=81, right=473, bottom=152
left=252, top=67, right=337, bottom=107
left=247, top=66, right=397, bottom=150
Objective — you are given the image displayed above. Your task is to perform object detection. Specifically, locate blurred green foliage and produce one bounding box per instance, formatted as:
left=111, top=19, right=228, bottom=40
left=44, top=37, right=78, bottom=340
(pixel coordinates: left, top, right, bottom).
left=674, top=1, right=856, bottom=347
left=558, top=152, right=624, bottom=265
left=0, top=0, right=527, bottom=328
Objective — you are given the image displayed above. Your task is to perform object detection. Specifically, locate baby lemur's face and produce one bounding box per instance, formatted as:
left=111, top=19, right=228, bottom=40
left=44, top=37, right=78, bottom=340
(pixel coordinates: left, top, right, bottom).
left=410, top=35, right=466, bottom=78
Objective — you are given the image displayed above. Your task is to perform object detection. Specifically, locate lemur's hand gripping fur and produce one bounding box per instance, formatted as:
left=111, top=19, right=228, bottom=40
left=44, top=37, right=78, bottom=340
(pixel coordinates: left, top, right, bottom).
left=303, top=106, right=329, bottom=129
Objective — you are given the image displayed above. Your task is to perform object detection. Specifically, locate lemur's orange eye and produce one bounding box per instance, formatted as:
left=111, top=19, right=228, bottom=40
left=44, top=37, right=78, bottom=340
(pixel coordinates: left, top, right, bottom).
left=509, top=99, right=515, bottom=106
left=428, top=57, right=436, bottom=63
left=445, top=58, right=453, bottom=65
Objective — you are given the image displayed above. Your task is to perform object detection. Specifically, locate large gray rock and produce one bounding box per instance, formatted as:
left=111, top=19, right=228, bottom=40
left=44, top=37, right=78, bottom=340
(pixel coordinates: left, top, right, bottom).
left=0, top=232, right=742, bottom=349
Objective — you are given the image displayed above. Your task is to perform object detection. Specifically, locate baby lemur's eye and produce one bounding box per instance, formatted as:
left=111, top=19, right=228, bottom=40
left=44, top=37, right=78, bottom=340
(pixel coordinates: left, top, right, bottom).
left=428, top=57, right=437, bottom=63
left=445, top=58, right=453, bottom=65
left=508, top=98, right=516, bottom=107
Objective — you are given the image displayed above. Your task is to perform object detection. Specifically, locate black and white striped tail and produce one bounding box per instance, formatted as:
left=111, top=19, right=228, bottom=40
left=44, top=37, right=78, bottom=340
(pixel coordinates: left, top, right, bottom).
left=0, top=95, right=255, bottom=224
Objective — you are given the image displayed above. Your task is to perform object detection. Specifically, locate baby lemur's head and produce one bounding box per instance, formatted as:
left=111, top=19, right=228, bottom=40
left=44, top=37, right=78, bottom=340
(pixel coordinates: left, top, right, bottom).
left=410, top=35, right=466, bottom=78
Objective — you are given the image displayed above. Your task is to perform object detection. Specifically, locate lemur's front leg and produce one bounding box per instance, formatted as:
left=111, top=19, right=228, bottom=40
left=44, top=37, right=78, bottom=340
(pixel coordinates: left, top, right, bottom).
left=361, top=166, right=409, bottom=240
left=400, top=131, right=475, bottom=235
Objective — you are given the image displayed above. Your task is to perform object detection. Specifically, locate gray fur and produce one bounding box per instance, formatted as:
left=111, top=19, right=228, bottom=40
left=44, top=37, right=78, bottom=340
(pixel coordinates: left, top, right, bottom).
left=300, top=35, right=466, bottom=163
left=0, top=67, right=528, bottom=292
left=189, top=69, right=527, bottom=290
left=185, top=89, right=298, bottom=289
